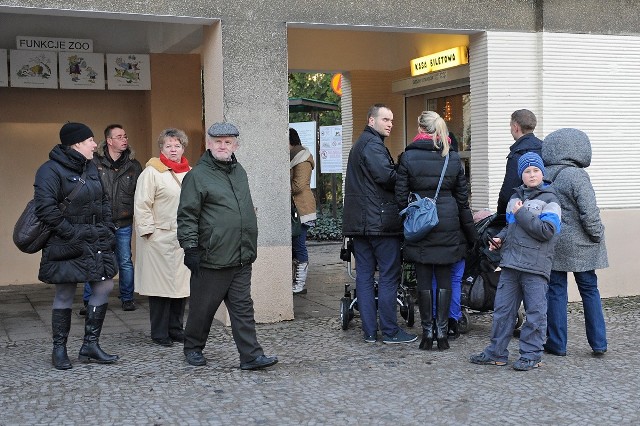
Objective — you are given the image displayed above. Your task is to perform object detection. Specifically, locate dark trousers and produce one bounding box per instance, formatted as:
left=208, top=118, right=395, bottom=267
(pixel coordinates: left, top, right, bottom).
left=148, top=296, right=186, bottom=340
left=184, top=264, right=263, bottom=363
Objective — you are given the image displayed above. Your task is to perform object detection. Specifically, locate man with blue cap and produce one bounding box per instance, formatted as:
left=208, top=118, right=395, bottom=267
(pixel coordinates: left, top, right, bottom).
left=177, top=122, right=278, bottom=370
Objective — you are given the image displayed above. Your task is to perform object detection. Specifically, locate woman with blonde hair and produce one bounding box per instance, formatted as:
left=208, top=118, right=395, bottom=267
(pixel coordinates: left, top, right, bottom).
left=396, top=111, right=477, bottom=350
left=134, top=128, right=191, bottom=346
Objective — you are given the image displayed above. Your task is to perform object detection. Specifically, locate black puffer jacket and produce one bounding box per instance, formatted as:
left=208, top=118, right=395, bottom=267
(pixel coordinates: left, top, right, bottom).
left=342, top=126, right=401, bottom=237
left=395, top=136, right=477, bottom=264
left=34, top=145, right=117, bottom=284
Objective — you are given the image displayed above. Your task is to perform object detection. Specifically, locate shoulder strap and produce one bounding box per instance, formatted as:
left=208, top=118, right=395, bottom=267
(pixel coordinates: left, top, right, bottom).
left=169, top=170, right=182, bottom=187
left=433, top=154, right=449, bottom=201
left=549, top=165, right=571, bottom=182
left=59, top=170, right=87, bottom=212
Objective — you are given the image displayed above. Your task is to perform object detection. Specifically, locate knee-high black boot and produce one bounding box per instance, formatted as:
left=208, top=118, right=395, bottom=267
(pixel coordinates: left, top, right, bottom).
left=52, top=309, right=72, bottom=370
left=417, top=290, right=433, bottom=350
left=78, top=304, right=119, bottom=364
left=436, top=288, right=452, bottom=350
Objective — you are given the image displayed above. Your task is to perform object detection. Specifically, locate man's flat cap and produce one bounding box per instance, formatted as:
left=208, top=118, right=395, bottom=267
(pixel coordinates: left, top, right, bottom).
left=207, top=122, right=239, bottom=137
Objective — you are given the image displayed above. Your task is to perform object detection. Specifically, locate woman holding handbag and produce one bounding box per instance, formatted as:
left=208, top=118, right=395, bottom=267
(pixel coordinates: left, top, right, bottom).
left=35, top=122, right=119, bottom=370
left=396, top=111, right=477, bottom=350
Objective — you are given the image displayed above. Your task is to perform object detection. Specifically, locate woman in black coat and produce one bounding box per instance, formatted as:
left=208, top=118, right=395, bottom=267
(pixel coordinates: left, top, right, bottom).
left=396, top=111, right=477, bottom=350
left=34, top=122, right=119, bottom=370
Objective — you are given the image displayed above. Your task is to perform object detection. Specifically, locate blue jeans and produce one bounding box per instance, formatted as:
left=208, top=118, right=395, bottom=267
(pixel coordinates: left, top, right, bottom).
left=83, top=225, right=134, bottom=302
left=546, top=270, right=607, bottom=353
left=292, top=224, right=309, bottom=262
left=432, top=259, right=465, bottom=320
left=353, top=236, right=401, bottom=338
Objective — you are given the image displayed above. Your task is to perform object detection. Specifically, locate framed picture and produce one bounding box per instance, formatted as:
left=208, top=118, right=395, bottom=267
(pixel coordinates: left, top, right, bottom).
left=106, top=53, right=151, bottom=90
left=59, top=52, right=105, bottom=90
left=9, top=49, right=58, bottom=89
left=0, top=49, right=8, bottom=87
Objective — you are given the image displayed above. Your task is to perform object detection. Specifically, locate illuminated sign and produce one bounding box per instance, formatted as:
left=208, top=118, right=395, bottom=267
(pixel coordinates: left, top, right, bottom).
left=410, top=46, right=468, bottom=77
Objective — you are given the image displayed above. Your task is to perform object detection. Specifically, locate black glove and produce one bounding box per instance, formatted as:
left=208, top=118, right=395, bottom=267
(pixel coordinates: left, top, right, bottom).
left=183, top=247, right=201, bottom=276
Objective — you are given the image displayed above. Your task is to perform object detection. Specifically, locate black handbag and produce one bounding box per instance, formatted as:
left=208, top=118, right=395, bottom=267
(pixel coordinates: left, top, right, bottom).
left=13, top=171, right=87, bottom=254
left=291, top=196, right=302, bottom=238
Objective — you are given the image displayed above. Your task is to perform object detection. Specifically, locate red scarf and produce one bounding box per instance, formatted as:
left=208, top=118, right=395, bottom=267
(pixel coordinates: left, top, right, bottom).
left=412, top=132, right=451, bottom=144
left=160, top=153, right=190, bottom=173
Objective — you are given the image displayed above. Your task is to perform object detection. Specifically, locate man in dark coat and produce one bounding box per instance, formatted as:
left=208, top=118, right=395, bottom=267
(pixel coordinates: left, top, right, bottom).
left=177, top=122, right=278, bottom=370
left=82, top=124, right=142, bottom=312
left=342, top=104, right=417, bottom=345
left=496, top=109, right=542, bottom=216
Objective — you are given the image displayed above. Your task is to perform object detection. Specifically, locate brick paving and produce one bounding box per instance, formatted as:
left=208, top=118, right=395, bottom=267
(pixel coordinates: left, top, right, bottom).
left=1, top=241, right=638, bottom=425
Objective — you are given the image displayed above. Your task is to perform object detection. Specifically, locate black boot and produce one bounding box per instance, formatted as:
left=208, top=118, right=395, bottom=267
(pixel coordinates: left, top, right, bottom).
left=417, top=290, right=433, bottom=350
left=436, top=289, right=452, bottom=350
left=52, top=309, right=72, bottom=370
left=448, top=318, right=460, bottom=340
left=78, top=304, right=119, bottom=364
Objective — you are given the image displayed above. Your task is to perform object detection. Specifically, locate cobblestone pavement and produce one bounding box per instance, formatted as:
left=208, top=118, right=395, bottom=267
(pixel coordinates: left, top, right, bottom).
left=1, top=241, right=639, bottom=424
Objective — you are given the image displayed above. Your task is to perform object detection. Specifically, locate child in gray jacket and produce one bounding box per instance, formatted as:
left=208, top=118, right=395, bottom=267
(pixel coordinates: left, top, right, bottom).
left=470, top=152, right=561, bottom=371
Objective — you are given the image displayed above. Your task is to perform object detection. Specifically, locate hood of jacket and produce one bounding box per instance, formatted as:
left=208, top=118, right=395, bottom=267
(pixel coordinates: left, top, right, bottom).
left=95, top=139, right=137, bottom=161
left=145, top=157, right=171, bottom=173
left=49, top=144, right=89, bottom=173
left=542, top=128, right=591, bottom=169
left=290, top=145, right=315, bottom=169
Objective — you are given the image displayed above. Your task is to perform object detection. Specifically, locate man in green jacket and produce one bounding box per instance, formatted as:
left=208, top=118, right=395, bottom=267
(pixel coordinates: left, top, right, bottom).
left=177, top=121, right=278, bottom=370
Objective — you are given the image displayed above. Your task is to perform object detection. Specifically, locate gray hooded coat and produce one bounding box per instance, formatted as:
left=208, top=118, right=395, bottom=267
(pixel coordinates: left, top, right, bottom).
left=542, top=128, right=609, bottom=272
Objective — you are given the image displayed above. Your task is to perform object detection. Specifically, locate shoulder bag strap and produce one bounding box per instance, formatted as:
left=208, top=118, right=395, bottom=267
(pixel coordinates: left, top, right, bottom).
left=59, top=170, right=87, bottom=213
left=433, top=154, right=449, bottom=201
left=549, top=165, right=571, bottom=182
left=169, top=170, right=182, bottom=187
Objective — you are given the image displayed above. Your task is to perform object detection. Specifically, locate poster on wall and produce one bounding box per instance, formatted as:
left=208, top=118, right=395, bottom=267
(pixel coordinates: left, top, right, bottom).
left=9, top=49, right=58, bottom=89
left=289, top=121, right=317, bottom=189
left=106, top=53, right=151, bottom=90
left=59, top=52, right=105, bottom=90
left=319, top=125, right=342, bottom=174
left=0, top=49, right=7, bottom=87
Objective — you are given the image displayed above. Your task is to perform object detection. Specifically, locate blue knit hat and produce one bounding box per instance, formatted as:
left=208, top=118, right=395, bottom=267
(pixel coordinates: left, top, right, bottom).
left=518, top=151, right=545, bottom=177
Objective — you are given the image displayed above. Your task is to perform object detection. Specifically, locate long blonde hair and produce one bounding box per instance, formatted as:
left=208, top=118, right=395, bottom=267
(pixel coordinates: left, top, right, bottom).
left=417, top=111, right=449, bottom=157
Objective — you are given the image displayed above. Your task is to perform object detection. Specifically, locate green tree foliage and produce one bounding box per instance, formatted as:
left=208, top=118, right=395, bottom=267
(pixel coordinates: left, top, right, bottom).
left=288, top=73, right=341, bottom=126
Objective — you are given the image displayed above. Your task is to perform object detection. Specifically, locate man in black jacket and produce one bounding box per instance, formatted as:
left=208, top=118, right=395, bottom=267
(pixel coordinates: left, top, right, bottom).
left=342, top=104, right=417, bottom=345
left=496, top=109, right=542, bottom=216
left=82, top=124, right=142, bottom=312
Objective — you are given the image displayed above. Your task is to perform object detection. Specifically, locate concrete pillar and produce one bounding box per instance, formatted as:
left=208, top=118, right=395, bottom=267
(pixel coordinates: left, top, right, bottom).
left=202, top=20, right=294, bottom=323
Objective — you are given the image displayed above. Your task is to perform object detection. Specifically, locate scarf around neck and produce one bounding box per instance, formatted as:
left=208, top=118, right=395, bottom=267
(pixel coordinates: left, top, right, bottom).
left=160, top=153, right=190, bottom=173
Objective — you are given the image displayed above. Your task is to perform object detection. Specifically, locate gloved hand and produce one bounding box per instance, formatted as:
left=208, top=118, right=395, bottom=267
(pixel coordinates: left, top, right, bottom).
left=183, top=247, right=201, bottom=276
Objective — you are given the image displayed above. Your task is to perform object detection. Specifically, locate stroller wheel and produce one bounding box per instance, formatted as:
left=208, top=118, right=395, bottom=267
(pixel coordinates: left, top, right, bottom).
left=458, top=310, right=471, bottom=334
left=340, top=297, right=352, bottom=330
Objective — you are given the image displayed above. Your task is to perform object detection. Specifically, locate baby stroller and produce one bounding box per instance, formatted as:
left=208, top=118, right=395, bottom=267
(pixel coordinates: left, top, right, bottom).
left=339, top=237, right=415, bottom=331
left=460, top=212, right=525, bottom=332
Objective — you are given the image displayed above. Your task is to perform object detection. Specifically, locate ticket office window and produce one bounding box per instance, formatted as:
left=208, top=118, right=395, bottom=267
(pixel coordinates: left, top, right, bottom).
left=404, top=88, right=471, bottom=177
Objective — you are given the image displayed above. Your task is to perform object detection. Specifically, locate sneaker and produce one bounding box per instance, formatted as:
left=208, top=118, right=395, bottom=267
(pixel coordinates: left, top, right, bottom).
left=512, top=357, right=542, bottom=371
left=469, top=352, right=508, bottom=366
left=122, top=300, right=136, bottom=311
left=382, top=329, right=417, bottom=344
left=363, top=333, right=377, bottom=343
left=185, top=351, right=207, bottom=366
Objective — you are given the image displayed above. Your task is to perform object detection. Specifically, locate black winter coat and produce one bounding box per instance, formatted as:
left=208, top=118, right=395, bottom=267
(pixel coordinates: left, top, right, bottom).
left=342, top=126, right=402, bottom=237
left=92, top=141, right=142, bottom=228
left=396, top=137, right=477, bottom=264
left=497, top=133, right=542, bottom=215
left=34, top=145, right=117, bottom=284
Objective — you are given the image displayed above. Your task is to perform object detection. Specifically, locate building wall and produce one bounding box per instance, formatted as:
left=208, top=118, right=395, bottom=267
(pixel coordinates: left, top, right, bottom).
left=0, top=54, right=203, bottom=285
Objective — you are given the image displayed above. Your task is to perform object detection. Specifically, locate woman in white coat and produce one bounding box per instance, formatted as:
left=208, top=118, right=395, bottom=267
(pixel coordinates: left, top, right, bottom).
left=134, top=128, right=191, bottom=346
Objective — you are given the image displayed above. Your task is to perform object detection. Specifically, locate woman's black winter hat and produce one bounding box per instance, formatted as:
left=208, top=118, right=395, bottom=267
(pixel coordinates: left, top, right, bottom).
left=59, top=122, right=94, bottom=146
